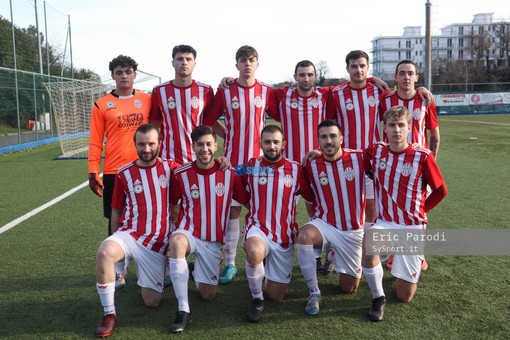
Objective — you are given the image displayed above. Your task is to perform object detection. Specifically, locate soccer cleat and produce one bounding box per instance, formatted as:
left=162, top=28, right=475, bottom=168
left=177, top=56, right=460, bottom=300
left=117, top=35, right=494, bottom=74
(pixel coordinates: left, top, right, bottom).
left=219, top=264, right=237, bottom=284
left=368, top=296, right=386, bottom=322
left=115, top=273, right=125, bottom=289
left=304, top=294, right=322, bottom=316
left=322, top=245, right=334, bottom=275
left=95, top=313, right=118, bottom=338
left=316, top=257, right=324, bottom=272
left=170, top=311, right=193, bottom=333
left=421, top=258, right=429, bottom=270
left=246, top=298, right=264, bottom=323
left=387, top=255, right=394, bottom=270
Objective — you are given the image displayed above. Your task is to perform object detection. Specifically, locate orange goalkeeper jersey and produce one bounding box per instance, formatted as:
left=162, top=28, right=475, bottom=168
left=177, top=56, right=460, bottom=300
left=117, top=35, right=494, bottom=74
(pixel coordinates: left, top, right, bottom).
left=88, top=90, right=151, bottom=175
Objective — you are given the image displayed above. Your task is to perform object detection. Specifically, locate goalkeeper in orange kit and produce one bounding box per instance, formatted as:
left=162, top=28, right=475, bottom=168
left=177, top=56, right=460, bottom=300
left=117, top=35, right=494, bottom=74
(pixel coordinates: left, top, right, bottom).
left=88, top=55, right=150, bottom=236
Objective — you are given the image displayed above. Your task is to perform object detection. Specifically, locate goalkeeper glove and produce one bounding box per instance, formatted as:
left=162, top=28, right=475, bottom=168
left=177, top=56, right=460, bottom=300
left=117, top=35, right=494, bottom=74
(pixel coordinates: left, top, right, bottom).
left=89, top=173, right=104, bottom=197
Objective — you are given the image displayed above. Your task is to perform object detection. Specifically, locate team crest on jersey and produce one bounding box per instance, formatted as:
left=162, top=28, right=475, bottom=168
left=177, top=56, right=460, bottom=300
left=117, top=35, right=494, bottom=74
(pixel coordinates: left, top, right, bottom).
left=319, top=171, right=329, bottom=186
left=215, top=183, right=225, bottom=197
left=254, top=96, right=263, bottom=108
left=344, top=167, right=355, bottom=181
left=283, top=174, right=293, bottom=188
left=345, top=99, right=354, bottom=111
left=167, top=97, right=176, bottom=109
left=106, top=101, right=115, bottom=108
left=367, top=96, right=377, bottom=107
left=412, top=108, right=423, bottom=120
left=134, top=184, right=143, bottom=194
left=191, top=96, right=200, bottom=109
left=231, top=96, right=240, bottom=110
left=134, top=99, right=142, bottom=108
left=290, top=100, right=299, bottom=109
left=258, top=176, right=268, bottom=185
left=159, top=175, right=167, bottom=188
left=401, top=162, right=413, bottom=176
left=191, top=190, right=200, bottom=199
left=379, top=159, right=387, bottom=170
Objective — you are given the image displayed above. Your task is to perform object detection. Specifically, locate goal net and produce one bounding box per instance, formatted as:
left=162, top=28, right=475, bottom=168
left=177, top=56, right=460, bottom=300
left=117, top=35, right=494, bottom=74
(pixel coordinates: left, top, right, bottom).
left=43, top=69, right=160, bottom=159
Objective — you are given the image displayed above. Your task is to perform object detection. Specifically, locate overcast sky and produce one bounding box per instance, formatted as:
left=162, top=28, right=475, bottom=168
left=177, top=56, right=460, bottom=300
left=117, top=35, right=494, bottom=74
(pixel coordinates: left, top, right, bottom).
left=2, top=0, right=509, bottom=90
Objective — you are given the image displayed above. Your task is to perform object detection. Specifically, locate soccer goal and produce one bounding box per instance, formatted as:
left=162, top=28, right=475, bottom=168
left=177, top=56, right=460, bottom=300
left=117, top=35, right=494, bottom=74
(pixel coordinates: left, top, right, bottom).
left=44, top=69, right=160, bottom=159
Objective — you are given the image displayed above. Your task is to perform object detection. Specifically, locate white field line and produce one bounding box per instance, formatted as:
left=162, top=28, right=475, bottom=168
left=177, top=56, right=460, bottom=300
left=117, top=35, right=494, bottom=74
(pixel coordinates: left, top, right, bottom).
left=0, top=174, right=101, bottom=234
left=440, top=118, right=510, bottom=126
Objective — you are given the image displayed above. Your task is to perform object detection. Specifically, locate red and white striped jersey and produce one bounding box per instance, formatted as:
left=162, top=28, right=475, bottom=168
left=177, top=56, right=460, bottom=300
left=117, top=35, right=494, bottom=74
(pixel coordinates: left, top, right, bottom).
left=303, top=151, right=366, bottom=231
left=241, top=157, right=313, bottom=248
left=205, top=80, right=271, bottom=166
left=365, top=142, right=445, bottom=225
left=112, top=158, right=179, bottom=255
left=169, top=162, right=249, bottom=243
left=150, top=80, right=214, bottom=164
left=326, top=81, right=385, bottom=149
left=268, top=86, right=330, bottom=162
left=379, top=92, right=438, bottom=148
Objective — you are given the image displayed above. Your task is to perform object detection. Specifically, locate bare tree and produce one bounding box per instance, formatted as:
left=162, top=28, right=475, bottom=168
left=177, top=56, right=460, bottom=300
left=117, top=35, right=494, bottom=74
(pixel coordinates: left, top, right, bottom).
left=316, top=60, right=329, bottom=86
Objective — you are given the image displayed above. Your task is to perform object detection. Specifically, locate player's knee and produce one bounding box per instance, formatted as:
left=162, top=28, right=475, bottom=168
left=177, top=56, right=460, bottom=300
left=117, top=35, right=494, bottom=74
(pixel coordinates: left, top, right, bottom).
left=297, top=225, right=317, bottom=245
left=143, top=296, right=162, bottom=308
left=341, top=284, right=359, bottom=294
left=267, top=290, right=284, bottom=302
left=96, top=245, right=116, bottom=264
left=397, top=291, right=414, bottom=303
left=199, top=290, right=216, bottom=301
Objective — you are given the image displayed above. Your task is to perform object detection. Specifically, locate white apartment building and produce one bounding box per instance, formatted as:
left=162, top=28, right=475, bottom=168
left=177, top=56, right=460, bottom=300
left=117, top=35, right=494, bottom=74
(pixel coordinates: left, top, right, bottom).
left=371, top=13, right=509, bottom=80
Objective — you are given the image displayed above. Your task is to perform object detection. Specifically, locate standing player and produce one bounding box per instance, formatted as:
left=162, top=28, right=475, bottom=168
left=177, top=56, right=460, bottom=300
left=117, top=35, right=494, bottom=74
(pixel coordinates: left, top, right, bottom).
left=88, top=55, right=150, bottom=237
left=94, top=124, right=178, bottom=338
left=297, top=120, right=367, bottom=316
left=379, top=59, right=440, bottom=270
left=167, top=125, right=249, bottom=333
left=150, top=45, right=214, bottom=164
left=240, top=125, right=314, bottom=322
left=361, top=106, right=447, bottom=322
left=204, top=45, right=271, bottom=284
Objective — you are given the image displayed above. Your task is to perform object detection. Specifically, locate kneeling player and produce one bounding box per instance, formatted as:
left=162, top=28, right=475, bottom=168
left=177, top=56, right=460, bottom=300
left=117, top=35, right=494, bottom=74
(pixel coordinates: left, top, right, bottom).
left=361, top=106, right=447, bottom=322
left=94, top=124, right=178, bottom=337
left=241, top=125, right=313, bottom=322
left=167, top=126, right=248, bottom=333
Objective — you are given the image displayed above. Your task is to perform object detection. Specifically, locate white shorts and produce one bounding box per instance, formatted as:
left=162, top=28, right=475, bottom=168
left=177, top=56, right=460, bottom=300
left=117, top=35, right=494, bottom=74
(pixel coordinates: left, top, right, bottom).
left=244, top=227, right=294, bottom=284
left=104, top=231, right=165, bottom=292
left=230, top=198, right=243, bottom=207
left=365, top=175, right=374, bottom=200
left=173, top=229, right=222, bottom=285
left=368, top=220, right=424, bottom=283
left=305, top=219, right=363, bottom=278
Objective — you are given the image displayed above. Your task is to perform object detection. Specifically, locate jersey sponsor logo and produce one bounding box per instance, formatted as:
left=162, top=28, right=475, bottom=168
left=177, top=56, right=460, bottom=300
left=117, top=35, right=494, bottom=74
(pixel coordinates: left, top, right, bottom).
left=191, top=189, right=200, bottom=199
left=319, top=172, right=329, bottom=186
left=191, top=96, right=200, bottom=109
left=106, top=101, right=115, bottom=108
left=367, top=96, right=377, bottom=107
left=159, top=175, right=167, bottom=188
left=116, top=113, right=145, bottom=128
left=412, top=108, right=423, bottom=120
left=345, top=98, right=354, bottom=111
left=344, top=167, right=355, bottom=181
left=401, top=162, right=413, bottom=177
left=231, top=96, right=240, bottom=110
left=283, top=174, right=293, bottom=188
left=234, top=164, right=275, bottom=176
left=258, top=176, right=268, bottom=185
left=379, top=159, right=387, bottom=170
left=215, top=183, right=225, bottom=196
left=290, top=100, right=299, bottom=109
left=254, top=96, right=263, bottom=108
left=167, top=96, right=176, bottom=109
left=134, top=99, right=142, bottom=108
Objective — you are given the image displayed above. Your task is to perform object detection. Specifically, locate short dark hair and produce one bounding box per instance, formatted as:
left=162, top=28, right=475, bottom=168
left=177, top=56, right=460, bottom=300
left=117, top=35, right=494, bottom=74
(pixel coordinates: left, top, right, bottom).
left=294, top=60, right=316, bottom=75
left=261, top=124, right=283, bottom=138
left=317, top=119, right=342, bottom=136
left=134, top=124, right=160, bottom=142
left=395, top=60, right=418, bottom=75
left=191, top=125, right=216, bottom=142
left=109, top=55, right=138, bottom=73
left=383, top=106, right=411, bottom=124
left=172, top=45, right=197, bottom=59
left=235, top=45, right=258, bottom=62
left=345, top=50, right=369, bottom=66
